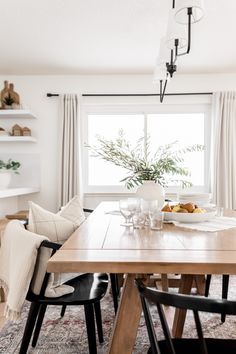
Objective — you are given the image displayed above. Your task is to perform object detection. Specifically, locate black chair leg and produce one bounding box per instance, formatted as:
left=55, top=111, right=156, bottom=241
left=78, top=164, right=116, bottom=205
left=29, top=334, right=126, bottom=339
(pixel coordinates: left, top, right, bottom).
left=205, top=274, right=212, bottom=297
left=110, top=273, right=119, bottom=314
left=221, top=274, right=229, bottom=322
left=61, top=304, right=66, bottom=317
left=94, top=301, right=103, bottom=343
left=19, top=302, right=40, bottom=354
left=84, top=304, right=97, bottom=354
left=32, top=304, right=47, bottom=347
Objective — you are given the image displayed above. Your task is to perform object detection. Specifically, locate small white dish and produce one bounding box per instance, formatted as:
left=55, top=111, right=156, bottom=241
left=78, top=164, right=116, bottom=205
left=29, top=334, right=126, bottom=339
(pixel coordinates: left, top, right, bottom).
left=164, top=208, right=216, bottom=223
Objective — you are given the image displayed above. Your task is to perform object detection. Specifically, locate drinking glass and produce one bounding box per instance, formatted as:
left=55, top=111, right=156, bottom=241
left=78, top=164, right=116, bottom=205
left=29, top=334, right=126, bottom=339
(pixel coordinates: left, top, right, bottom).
left=216, top=206, right=224, bottom=217
left=119, top=199, right=133, bottom=226
left=132, top=211, right=146, bottom=229
left=149, top=205, right=164, bottom=230
left=141, top=199, right=159, bottom=226
left=119, top=198, right=140, bottom=227
left=140, top=199, right=150, bottom=226
left=127, top=197, right=140, bottom=214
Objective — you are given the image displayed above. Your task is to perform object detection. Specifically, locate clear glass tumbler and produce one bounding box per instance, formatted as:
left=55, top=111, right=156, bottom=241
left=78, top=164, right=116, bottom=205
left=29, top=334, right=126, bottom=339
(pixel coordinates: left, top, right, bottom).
left=149, top=209, right=164, bottom=230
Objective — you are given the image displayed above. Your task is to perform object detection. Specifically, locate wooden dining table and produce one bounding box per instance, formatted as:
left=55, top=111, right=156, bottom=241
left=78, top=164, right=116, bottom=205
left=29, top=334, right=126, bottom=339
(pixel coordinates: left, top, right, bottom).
left=47, top=201, right=236, bottom=354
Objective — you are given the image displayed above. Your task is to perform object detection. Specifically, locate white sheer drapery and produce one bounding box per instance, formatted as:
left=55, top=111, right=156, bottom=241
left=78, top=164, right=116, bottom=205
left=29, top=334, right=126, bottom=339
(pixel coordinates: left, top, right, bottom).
left=58, top=94, right=83, bottom=208
left=212, top=92, right=236, bottom=209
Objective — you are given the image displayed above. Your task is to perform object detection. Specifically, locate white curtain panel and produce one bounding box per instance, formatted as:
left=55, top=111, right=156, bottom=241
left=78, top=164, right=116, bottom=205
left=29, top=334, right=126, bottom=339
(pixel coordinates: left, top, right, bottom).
left=212, top=92, right=236, bottom=209
left=58, top=94, right=83, bottom=208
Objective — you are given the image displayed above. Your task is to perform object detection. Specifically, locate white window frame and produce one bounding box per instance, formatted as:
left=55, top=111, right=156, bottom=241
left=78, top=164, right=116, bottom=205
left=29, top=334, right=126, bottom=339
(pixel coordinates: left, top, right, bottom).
left=81, top=100, right=211, bottom=195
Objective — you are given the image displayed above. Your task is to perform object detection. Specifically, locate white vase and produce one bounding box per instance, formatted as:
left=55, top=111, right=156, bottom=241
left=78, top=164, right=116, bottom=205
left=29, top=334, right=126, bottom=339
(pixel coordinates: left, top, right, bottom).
left=136, top=180, right=165, bottom=207
left=0, top=171, right=12, bottom=189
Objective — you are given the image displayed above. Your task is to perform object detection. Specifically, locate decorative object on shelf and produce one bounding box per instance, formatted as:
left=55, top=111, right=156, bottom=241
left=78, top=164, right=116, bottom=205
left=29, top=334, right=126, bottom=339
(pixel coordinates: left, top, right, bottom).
left=0, top=158, right=21, bottom=173
left=0, top=171, right=12, bottom=189
left=0, top=80, right=21, bottom=109
left=0, top=158, right=21, bottom=189
left=22, top=126, right=31, bottom=136
left=0, top=80, right=9, bottom=108
left=153, top=0, right=205, bottom=102
left=3, top=93, right=15, bottom=109
left=86, top=130, right=203, bottom=189
left=0, top=127, right=8, bottom=136
left=11, top=124, right=22, bottom=136
left=9, top=83, right=20, bottom=107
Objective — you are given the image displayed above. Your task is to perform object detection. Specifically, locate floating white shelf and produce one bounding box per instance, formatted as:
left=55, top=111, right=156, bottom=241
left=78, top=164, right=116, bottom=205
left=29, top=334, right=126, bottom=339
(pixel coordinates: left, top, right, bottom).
left=0, top=109, right=36, bottom=119
left=0, top=136, right=36, bottom=142
left=0, top=187, right=40, bottom=198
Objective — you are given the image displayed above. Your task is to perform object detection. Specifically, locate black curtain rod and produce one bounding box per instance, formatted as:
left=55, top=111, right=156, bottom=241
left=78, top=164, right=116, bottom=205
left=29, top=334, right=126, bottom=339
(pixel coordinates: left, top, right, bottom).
left=47, top=92, right=213, bottom=98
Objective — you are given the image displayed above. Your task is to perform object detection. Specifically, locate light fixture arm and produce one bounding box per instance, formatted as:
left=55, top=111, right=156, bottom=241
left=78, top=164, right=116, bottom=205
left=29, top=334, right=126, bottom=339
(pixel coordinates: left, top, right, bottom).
left=156, top=1, right=204, bottom=103
left=166, top=48, right=177, bottom=77
left=186, top=7, right=192, bottom=53
left=160, top=79, right=168, bottom=103
left=176, top=7, right=192, bottom=56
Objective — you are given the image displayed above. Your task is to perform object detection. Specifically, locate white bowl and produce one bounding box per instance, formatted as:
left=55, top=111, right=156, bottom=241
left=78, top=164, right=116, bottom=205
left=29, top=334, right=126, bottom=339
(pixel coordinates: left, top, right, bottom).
left=164, top=208, right=216, bottom=223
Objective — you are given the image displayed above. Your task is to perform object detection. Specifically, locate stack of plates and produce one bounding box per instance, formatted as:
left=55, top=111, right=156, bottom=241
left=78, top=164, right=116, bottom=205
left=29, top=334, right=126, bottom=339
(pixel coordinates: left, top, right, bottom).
left=178, top=193, right=212, bottom=207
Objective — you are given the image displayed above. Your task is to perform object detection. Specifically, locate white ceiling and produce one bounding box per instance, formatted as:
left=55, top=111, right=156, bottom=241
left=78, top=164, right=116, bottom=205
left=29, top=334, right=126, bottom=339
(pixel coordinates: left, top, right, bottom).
left=0, top=0, right=235, bottom=75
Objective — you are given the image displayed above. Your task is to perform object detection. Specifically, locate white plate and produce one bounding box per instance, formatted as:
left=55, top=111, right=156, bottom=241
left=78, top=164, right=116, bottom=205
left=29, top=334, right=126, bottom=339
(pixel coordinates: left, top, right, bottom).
left=164, top=208, right=216, bottom=223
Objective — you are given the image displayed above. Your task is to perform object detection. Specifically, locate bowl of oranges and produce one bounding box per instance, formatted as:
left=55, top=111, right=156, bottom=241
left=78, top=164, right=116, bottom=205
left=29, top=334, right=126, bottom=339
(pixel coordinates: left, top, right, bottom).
left=162, top=202, right=216, bottom=223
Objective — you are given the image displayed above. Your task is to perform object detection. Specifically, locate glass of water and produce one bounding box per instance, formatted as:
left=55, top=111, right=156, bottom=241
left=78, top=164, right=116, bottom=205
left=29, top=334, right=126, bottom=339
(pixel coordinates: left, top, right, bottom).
left=119, top=198, right=139, bottom=226
left=132, top=211, right=146, bottom=229
left=149, top=207, right=164, bottom=230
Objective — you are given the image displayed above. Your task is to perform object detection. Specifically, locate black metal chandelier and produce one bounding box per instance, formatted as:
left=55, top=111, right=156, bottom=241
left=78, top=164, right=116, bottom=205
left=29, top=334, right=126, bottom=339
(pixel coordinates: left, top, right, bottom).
left=154, top=0, right=205, bottom=102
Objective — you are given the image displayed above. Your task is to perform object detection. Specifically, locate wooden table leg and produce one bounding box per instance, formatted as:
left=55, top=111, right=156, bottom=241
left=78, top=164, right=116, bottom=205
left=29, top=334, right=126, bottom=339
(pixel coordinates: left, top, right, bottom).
left=194, top=274, right=206, bottom=296
left=172, top=274, right=194, bottom=338
left=161, top=274, right=169, bottom=292
left=108, top=274, right=142, bottom=354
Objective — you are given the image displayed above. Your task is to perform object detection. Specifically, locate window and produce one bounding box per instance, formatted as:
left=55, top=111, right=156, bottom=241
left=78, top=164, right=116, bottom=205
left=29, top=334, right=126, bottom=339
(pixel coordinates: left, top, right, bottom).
left=82, top=103, right=211, bottom=194
left=147, top=113, right=205, bottom=186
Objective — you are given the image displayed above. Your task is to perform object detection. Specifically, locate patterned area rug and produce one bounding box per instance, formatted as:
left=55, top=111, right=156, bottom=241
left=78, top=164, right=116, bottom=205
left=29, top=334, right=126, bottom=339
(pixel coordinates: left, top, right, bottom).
left=1, top=276, right=236, bottom=354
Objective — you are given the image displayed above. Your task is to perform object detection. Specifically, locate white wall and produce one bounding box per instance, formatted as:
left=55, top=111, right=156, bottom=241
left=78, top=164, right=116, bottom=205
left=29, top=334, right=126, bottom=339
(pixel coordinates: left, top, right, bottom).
left=0, top=73, right=236, bottom=214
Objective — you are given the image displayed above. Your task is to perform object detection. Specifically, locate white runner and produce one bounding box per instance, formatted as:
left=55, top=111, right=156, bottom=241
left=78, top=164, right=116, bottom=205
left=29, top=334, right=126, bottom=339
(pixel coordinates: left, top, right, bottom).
left=174, top=216, right=236, bottom=232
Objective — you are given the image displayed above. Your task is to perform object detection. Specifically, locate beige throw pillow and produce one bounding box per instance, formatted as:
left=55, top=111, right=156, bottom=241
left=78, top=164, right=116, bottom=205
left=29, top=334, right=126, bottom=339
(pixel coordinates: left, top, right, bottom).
left=27, top=201, right=77, bottom=243
left=28, top=196, right=85, bottom=297
left=59, top=195, right=85, bottom=227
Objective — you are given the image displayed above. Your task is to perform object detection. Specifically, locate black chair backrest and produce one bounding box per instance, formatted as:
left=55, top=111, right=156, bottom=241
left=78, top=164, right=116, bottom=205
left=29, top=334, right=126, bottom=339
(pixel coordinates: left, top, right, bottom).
left=28, top=240, right=61, bottom=299
left=135, top=278, right=236, bottom=354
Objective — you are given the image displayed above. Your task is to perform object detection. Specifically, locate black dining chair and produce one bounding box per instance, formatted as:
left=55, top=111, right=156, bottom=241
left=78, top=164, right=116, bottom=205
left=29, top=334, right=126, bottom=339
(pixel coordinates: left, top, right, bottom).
left=205, top=274, right=229, bottom=322
left=135, top=278, right=236, bottom=354
left=19, top=240, right=109, bottom=354
left=25, top=206, right=120, bottom=315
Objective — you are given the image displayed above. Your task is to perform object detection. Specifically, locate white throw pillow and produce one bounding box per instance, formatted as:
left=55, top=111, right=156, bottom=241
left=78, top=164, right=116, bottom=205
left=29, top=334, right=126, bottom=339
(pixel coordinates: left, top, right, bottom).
left=59, top=195, right=85, bottom=227
left=27, top=197, right=86, bottom=296
left=27, top=201, right=77, bottom=243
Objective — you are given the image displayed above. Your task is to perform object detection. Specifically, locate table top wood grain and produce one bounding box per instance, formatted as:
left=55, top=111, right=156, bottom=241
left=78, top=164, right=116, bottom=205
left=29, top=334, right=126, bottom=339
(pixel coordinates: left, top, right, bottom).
left=47, top=202, right=236, bottom=354
left=48, top=202, right=236, bottom=275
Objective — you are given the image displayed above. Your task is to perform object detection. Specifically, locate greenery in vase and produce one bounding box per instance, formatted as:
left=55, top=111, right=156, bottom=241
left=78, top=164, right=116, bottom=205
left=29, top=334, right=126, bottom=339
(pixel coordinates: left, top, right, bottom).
left=0, top=159, right=21, bottom=174
left=86, top=131, right=204, bottom=189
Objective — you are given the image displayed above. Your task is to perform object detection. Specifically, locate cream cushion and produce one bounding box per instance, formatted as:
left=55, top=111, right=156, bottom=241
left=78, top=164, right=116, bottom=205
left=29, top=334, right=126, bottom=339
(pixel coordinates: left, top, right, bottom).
left=27, top=196, right=86, bottom=296
left=27, top=202, right=77, bottom=243
left=59, top=195, right=85, bottom=227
